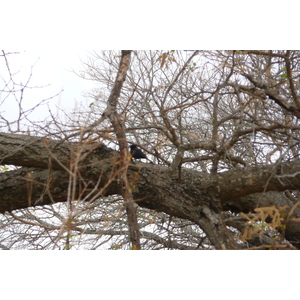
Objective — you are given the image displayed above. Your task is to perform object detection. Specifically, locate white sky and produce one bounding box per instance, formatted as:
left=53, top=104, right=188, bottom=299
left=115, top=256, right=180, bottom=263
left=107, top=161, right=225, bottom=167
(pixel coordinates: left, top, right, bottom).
left=1, top=50, right=97, bottom=127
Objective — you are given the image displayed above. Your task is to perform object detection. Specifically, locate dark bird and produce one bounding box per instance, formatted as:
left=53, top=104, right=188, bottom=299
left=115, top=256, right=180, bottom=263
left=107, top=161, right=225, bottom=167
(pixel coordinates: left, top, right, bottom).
left=130, top=144, right=153, bottom=163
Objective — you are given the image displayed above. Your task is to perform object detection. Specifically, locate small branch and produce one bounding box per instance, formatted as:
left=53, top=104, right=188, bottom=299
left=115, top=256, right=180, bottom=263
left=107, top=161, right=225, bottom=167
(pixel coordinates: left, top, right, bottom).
left=105, top=50, right=141, bottom=250
left=284, top=50, right=300, bottom=108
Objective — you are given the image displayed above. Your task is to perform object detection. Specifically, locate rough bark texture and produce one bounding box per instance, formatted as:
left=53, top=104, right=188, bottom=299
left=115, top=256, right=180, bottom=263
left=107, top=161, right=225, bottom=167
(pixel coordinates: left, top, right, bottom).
left=1, top=132, right=300, bottom=249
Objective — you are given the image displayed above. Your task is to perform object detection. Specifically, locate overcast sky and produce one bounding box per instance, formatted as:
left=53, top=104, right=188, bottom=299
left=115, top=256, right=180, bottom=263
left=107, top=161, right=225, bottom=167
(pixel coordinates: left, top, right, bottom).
left=21, top=50, right=95, bottom=106
left=1, top=50, right=97, bottom=126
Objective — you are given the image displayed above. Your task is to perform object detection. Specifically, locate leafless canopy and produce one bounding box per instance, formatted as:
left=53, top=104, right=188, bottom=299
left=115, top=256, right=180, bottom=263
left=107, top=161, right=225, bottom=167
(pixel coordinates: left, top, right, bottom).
left=1, top=50, right=300, bottom=250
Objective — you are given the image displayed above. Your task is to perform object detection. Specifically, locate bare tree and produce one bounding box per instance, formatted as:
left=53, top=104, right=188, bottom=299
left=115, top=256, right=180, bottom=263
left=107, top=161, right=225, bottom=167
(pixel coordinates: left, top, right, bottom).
left=1, top=50, right=300, bottom=249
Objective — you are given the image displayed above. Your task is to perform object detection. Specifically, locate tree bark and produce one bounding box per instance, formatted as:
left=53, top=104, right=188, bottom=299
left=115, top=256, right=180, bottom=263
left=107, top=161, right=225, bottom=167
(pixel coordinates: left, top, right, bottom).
left=1, top=132, right=300, bottom=248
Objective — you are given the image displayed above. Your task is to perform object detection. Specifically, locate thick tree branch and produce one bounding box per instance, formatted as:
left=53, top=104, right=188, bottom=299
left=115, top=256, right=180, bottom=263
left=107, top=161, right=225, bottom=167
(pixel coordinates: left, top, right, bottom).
left=2, top=132, right=300, bottom=248
left=2, top=133, right=300, bottom=208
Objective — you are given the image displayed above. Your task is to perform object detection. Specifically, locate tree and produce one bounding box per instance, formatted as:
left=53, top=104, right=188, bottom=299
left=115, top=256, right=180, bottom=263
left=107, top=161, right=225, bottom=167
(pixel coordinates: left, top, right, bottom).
left=1, top=50, right=300, bottom=249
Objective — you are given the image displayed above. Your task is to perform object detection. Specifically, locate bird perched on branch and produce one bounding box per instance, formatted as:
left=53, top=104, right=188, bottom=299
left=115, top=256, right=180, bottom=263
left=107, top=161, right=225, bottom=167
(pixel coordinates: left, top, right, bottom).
left=130, top=144, right=153, bottom=163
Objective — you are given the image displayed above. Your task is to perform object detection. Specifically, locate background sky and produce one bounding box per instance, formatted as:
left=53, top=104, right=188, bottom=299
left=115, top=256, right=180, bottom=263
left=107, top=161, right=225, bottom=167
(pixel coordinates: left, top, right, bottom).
left=1, top=50, right=98, bottom=128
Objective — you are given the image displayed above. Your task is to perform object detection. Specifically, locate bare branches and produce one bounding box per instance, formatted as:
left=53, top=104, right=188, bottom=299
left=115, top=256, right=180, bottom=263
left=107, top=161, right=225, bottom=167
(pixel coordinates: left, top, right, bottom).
left=101, top=50, right=141, bottom=249
left=0, top=51, right=62, bottom=134
left=284, top=50, right=300, bottom=108
left=2, top=50, right=300, bottom=249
